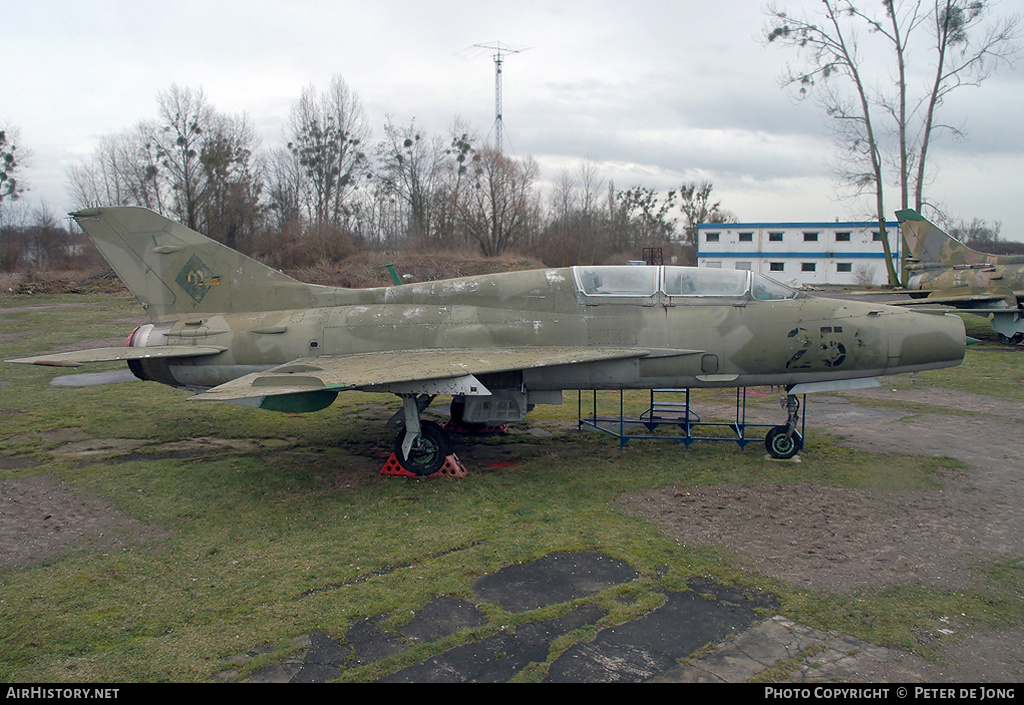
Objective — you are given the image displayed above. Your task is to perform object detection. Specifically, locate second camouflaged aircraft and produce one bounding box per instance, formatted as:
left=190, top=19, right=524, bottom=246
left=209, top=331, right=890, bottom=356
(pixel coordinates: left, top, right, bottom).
left=7, top=207, right=966, bottom=471
left=896, top=208, right=1024, bottom=345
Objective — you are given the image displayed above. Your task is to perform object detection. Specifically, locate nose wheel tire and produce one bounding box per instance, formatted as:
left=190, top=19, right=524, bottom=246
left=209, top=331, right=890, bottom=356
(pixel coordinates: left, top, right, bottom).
left=394, top=421, right=453, bottom=476
left=765, top=425, right=802, bottom=459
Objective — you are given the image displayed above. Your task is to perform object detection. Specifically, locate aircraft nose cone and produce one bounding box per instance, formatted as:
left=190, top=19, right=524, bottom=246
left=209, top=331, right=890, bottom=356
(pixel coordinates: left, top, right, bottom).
left=887, top=310, right=966, bottom=373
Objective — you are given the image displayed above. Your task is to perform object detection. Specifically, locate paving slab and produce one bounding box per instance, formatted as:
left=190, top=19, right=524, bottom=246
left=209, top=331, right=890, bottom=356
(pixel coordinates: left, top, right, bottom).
left=656, top=615, right=944, bottom=683
left=217, top=551, right=941, bottom=683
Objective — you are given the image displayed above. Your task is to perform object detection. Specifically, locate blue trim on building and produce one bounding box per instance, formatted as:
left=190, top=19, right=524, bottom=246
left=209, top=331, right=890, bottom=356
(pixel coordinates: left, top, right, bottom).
left=696, top=221, right=899, bottom=231
left=697, top=251, right=892, bottom=259
left=695, top=220, right=902, bottom=263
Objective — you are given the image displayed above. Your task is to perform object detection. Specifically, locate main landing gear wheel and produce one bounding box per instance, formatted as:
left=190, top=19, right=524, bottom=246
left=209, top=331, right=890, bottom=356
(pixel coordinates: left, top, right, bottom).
left=394, top=420, right=452, bottom=476
left=765, top=425, right=802, bottom=460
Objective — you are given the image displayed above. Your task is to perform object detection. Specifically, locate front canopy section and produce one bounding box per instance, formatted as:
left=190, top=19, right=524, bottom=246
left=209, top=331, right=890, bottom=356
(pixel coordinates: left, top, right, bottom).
left=572, top=265, right=798, bottom=303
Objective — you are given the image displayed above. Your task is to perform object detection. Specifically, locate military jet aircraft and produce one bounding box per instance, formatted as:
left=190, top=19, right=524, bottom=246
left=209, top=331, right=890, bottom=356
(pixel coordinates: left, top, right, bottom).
left=896, top=208, right=1024, bottom=344
left=6, top=207, right=966, bottom=470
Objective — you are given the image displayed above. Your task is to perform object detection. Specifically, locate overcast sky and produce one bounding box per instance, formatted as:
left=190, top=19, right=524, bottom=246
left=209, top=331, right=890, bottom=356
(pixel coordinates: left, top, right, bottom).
left=6, top=0, right=1023, bottom=238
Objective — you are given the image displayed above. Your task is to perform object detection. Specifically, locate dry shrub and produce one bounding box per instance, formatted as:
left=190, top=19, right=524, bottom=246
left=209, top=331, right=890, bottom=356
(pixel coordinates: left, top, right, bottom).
left=290, top=249, right=545, bottom=288
left=2, top=268, right=127, bottom=296
left=245, top=222, right=360, bottom=271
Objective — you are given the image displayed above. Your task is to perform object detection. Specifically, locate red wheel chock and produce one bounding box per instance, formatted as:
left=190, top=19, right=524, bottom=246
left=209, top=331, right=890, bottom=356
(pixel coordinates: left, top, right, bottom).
left=379, top=452, right=468, bottom=478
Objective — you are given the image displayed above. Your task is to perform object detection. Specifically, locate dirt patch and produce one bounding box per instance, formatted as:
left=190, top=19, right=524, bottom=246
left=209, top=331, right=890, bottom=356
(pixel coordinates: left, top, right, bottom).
left=0, top=434, right=272, bottom=568
left=614, top=386, right=1024, bottom=680
left=0, top=474, right=172, bottom=569
left=0, top=329, right=45, bottom=344
left=0, top=302, right=95, bottom=314
left=615, top=480, right=985, bottom=594
left=618, top=388, right=1024, bottom=593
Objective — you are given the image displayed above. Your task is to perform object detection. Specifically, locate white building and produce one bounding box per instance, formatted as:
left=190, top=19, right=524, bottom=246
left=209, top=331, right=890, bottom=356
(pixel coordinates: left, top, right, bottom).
left=695, top=221, right=900, bottom=287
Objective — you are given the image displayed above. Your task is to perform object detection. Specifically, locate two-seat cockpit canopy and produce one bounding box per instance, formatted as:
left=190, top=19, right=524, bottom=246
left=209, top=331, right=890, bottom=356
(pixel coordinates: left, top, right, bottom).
left=572, top=265, right=798, bottom=302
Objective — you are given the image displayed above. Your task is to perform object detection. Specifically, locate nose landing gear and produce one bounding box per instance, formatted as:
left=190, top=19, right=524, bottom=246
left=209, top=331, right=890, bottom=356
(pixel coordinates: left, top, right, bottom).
left=764, top=393, right=803, bottom=459
left=385, top=393, right=462, bottom=476
left=389, top=394, right=456, bottom=476
left=394, top=419, right=452, bottom=476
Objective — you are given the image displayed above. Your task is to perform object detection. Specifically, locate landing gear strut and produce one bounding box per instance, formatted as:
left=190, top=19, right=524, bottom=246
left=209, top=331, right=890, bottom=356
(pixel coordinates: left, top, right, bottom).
left=393, top=394, right=454, bottom=476
left=765, top=393, right=803, bottom=459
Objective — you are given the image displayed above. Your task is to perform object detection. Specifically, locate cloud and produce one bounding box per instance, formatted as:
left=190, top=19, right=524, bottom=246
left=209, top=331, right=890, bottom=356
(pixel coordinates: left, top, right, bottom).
left=9, top=0, right=1023, bottom=238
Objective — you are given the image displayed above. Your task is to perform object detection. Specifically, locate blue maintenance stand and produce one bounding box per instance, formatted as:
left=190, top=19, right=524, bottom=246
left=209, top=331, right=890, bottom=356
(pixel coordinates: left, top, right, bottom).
left=577, top=387, right=806, bottom=451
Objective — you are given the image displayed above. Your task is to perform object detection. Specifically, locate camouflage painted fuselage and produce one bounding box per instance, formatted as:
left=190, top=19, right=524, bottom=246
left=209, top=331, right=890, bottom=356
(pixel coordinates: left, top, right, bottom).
left=128, top=266, right=964, bottom=396
left=903, top=211, right=1024, bottom=293
left=9, top=208, right=965, bottom=415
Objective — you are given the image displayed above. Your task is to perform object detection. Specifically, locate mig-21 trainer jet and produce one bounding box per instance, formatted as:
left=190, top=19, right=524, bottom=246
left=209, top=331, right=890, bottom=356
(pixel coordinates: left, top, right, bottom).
left=6, top=207, right=966, bottom=471
left=894, top=209, right=1024, bottom=345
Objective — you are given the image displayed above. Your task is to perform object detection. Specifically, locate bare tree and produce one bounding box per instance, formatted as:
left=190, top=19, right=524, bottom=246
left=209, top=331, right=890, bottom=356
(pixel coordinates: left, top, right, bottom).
left=26, top=203, right=67, bottom=271
left=67, top=85, right=267, bottom=245
left=375, top=117, right=448, bottom=240
left=265, top=146, right=305, bottom=231
left=432, top=121, right=477, bottom=247
left=536, top=158, right=614, bottom=266
left=617, top=186, right=678, bottom=249
left=67, top=125, right=166, bottom=212
left=765, top=0, right=900, bottom=285
left=287, top=75, right=369, bottom=226
left=150, top=84, right=215, bottom=230
left=947, top=216, right=1001, bottom=248
left=199, top=113, right=265, bottom=248
left=350, top=180, right=407, bottom=247
left=539, top=167, right=584, bottom=266
left=764, top=0, right=1020, bottom=286
left=678, top=180, right=736, bottom=246
left=913, top=0, right=1020, bottom=210
left=1, top=126, right=27, bottom=217
left=461, top=148, right=539, bottom=256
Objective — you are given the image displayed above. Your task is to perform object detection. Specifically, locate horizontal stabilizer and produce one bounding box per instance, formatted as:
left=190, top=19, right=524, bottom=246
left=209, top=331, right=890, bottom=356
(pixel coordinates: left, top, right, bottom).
left=880, top=285, right=1018, bottom=312
left=889, top=294, right=1012, bottom=306
left=5, top=345, right=226, bottom=368
left=193, top=346, right=692, bottom=403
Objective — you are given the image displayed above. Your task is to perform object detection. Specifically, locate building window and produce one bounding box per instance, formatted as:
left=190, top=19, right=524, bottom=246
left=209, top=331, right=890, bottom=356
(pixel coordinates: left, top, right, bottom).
left=705, top=261, right=722, bottom=268
left=735, top=261, right=752, bottom=271
left=872, top=231, right=883, bottom=242
left=801, top=262, right=816, bottom=272
left=705, top=232, right=720, bottom=243
left=769, top=262, right=785, bottom=272
left=803, top=232, right=819, bottom=242
left=769, top=232, right=783, bottom=242
left=835, top=232, right=851, bottom=242
left=738, top=232, right=753, bottom=242
left=837, top=262, right=852, bottom=273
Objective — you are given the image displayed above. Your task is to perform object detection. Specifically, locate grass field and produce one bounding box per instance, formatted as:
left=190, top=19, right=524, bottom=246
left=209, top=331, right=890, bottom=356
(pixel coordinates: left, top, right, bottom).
left=1, top=295, right=1022, bottom=682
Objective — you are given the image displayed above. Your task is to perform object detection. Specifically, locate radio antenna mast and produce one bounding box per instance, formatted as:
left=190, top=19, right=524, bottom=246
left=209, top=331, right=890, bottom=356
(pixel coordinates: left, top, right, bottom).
left=473, top=42, right=525, bottom=153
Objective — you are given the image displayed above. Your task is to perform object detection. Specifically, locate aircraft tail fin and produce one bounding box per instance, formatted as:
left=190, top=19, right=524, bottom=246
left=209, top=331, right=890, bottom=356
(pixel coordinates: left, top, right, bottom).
left=896, top=209, right=976, bottom=265
left=71, top=207, right=327, bottom=319
left=896, top=208, right=1024, bottom=267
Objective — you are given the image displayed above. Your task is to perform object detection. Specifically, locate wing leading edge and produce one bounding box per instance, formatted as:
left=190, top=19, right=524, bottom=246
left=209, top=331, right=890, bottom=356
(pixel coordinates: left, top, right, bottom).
left=192, top=346, right=697, bottom=406
left=5, top=345, right=226, bottom=367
